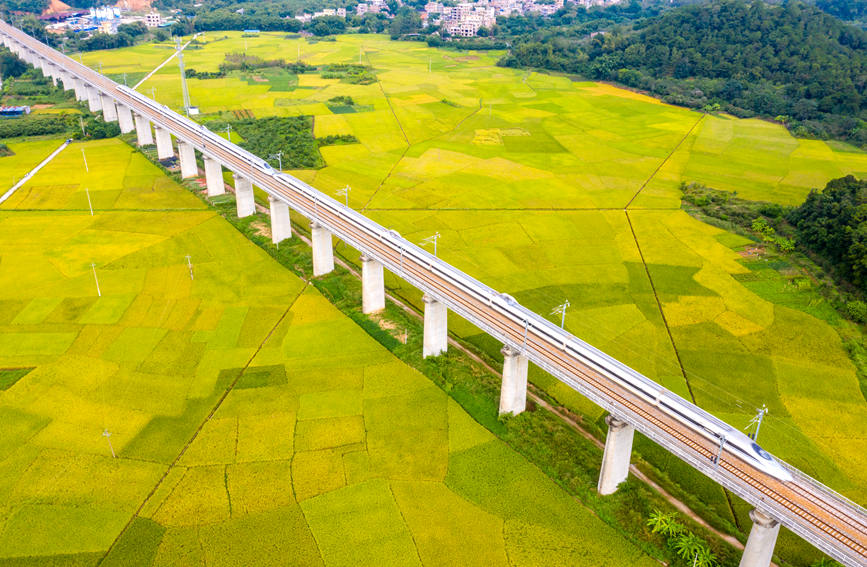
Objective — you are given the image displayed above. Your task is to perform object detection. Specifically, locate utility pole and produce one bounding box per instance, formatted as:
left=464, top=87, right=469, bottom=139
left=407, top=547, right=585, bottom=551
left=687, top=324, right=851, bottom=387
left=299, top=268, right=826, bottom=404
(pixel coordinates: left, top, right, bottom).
left=713, top=435, right=726, bottom=471
left=85, top=188, right=93, bottom=216
left=176, top=37, right=191, bottom=115
left=551, top=300, right=570, bottom=329
left=224, top=124, right=232, bottom=143
left=420, top=232, right=440, bottom=257
left=336, top=184, right=350, bottom=207
left=269, top=151, right=283, bottom=170
left=79, top=115, right=85, bottom=137
left=91, top=263, right=101, bottom=296
left=185, top=255, right=194, bottom=280
left=103, top=429, right=116, bottom=458
left=81, top=148, right=88, bottom=172
left=745, top=404, right=769, bottom=442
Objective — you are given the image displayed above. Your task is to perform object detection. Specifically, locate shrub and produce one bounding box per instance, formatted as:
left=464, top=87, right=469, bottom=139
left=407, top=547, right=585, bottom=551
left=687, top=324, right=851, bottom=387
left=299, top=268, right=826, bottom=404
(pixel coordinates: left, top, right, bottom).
left=847, top=301, right=867, bottom=323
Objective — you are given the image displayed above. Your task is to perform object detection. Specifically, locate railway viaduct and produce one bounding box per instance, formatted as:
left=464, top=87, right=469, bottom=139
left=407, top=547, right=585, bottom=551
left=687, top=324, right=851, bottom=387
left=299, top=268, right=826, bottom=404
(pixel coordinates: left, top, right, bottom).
left=1, top=21, right=865, bottom=567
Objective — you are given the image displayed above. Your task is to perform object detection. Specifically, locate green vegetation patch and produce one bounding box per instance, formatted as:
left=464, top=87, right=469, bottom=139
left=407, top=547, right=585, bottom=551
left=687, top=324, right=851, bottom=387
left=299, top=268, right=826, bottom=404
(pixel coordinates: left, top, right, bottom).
left=235, top=364, right=287, bottom=389
left=206, top=116, right=323, bottom=169
left=300, top=479, right=420, bottom=565
left=0, top=367, right=33, bottom=390
left=101, top=517, right=165, bottom=567
left=320, top=63, right=377, bottom=84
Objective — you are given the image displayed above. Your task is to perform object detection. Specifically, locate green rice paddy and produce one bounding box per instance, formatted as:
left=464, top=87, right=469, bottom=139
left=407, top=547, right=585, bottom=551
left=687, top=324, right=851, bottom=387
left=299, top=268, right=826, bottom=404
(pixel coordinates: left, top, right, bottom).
left=0, top=138, right=658, bottom=565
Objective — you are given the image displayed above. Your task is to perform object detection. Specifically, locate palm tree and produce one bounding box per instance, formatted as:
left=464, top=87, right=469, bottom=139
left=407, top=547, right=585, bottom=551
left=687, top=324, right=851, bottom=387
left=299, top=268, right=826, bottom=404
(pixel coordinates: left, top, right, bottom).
left=673, top=533, right=718, bottom=567
left=646, top=509, right=685, bottom=537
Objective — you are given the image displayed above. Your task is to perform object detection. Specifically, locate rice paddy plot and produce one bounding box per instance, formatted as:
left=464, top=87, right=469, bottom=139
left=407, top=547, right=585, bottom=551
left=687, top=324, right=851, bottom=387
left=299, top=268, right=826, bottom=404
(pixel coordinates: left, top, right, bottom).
left=634, top=115, right=867, bottom=208
left=0, top=138, right=65, bottom=193
left=629, top=210, right=867, bottom=502
left=79, top=41, right=179, bottom=79
left=0, top=138, right=660, bottom=565
left=0, top=138, right=203, bottom=211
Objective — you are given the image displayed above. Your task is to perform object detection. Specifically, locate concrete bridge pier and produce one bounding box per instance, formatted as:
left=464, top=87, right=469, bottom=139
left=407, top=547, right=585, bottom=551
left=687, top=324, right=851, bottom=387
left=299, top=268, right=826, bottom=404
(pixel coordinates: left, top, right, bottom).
left=116, top=104, right=134, bottom=134
left=739, top=510, right=780, bottom=567
left=311, top=221, right=335, bottom=277
left=361, top=254, right=385, bottom=314
left=177, top=140, right=197, bottom=178
left=43, top=63, right=57, bottom=85
left=269, top=196, right=292, bottom=244
left=60, top=72, right=74, bottom=91
left=499, top=345, right=529, bottom=415
left=133, top=113, right=153, bottom=146
left=100, top=94, right=117, bottom=122
left=154, top=125, right=174, bottom=160
left=203, top=156, right=225, bottom=197
left=73, top=78, right=87, bottom=102
left=86, top=86, right=101, bottom=113
left=597, top=415, right=635, bottom=495
left=233, top=174, right=255, bottom=218
left=422, top=294, right=448, bottom=358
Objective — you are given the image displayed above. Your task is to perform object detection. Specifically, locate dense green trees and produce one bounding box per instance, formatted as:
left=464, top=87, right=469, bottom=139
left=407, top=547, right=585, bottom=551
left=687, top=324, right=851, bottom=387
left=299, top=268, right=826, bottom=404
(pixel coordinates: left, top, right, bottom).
left=389, top=7, right=422, bottom=38
left=814, top=0, right=867, bottom=22
left=208, top=116, right=323, bottom=169
left=0, top=48, right=27, bottom=78
left=789, top=176, right=867, bottom=289
left=499, top=0, right=867, bottom=145
left=2, top=0, right=49, bottom=14
left=0, top=115, right=68, bottom=138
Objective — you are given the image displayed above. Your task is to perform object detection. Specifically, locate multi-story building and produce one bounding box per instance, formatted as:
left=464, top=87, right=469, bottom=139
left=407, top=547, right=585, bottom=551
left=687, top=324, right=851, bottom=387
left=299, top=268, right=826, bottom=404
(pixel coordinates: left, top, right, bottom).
left=144, top=12, right=161, bottom=27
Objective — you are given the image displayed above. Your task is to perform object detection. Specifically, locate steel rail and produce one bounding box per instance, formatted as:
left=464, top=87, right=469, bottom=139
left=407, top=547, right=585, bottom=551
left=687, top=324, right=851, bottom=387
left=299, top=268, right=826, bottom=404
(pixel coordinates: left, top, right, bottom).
left=3, top=21, right=865, bottom=566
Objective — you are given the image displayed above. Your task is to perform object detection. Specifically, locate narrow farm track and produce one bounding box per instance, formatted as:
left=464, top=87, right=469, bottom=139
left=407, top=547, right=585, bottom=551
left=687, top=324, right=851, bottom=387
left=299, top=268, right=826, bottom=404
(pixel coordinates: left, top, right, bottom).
left=5, top=22, right=866, bottom=565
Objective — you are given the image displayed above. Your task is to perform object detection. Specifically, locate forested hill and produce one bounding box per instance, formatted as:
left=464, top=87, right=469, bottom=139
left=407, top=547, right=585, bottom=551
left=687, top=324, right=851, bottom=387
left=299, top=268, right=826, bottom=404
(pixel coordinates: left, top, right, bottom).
left=499, top=0, right=867, bottom=145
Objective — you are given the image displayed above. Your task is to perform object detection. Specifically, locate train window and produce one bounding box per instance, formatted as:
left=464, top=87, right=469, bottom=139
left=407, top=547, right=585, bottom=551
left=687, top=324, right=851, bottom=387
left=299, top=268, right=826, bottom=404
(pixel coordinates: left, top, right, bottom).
left=751, top=443, right=773, bottom=461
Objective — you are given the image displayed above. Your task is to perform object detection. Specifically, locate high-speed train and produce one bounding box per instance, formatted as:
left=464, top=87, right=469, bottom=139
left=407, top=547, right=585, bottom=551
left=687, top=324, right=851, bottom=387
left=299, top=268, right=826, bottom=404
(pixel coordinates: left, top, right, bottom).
left=485, top=291, right=794, bottom=483
left=115, top=82, right=793, bottom=485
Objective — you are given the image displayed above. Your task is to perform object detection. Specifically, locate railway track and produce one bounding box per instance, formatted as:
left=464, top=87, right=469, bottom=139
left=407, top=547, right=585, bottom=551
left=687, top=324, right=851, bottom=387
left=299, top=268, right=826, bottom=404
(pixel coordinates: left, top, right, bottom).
left=3, top=20, right=866, bottom=565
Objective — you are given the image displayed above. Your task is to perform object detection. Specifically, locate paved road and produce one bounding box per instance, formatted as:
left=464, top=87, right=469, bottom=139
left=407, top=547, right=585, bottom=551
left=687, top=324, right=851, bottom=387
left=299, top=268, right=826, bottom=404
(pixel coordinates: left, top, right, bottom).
left=0, top=138, right=70, bottom=205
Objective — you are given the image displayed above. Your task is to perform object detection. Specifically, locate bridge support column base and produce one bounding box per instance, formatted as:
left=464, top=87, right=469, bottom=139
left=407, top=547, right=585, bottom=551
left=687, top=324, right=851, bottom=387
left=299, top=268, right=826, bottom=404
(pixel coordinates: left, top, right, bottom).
left=234, top=174, right=255, bottom=218
left=269, top=196, right=292, bottom=244
left=203, top=156, right=224, bottom=197
left=177, top=141, right=197, bottom=178
left=87, top=86, right=101, bottom=113
left=60, top=72, right=74, bottom=91
left=597, top=415, right=634, bottom=495
left=311, top=221, right=334, bottom=277
left=499, top=345, right=528, bottom=415
left=422, top=294, right=448, bottom=358
left=154, top=126, right=174, bottom=160
left=116, top=104, right=134, bottom=134
left=738, top=510, right=780, bottom=567
left=133, top=113, right=153, bottom=146
left=361, top=254, right=385, bottom=314
left=100, top=94, right=117, bottom=122
left=73, top=79, right=87, bottom=102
